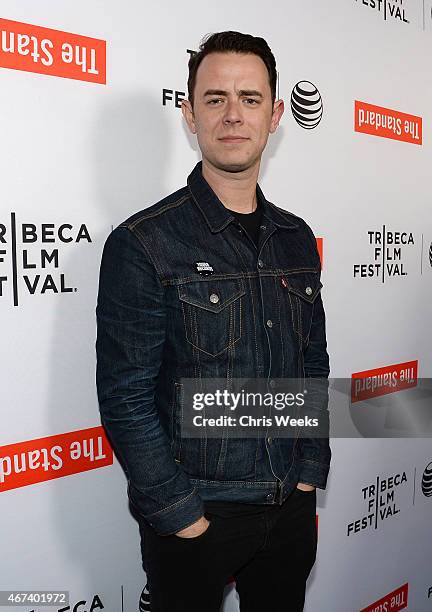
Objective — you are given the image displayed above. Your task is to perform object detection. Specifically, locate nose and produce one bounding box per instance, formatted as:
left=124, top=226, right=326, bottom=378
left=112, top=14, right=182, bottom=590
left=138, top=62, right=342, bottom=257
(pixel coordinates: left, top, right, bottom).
left=223, top=99, right=243, bottom=126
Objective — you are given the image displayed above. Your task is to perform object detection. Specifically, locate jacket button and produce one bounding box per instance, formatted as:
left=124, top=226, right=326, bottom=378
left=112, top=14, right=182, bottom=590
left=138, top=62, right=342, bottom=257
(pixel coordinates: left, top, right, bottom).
left=266, top=493, right=273, bottom=500
left=258, top=259, right=264, bottom=268
left=269, top=379, right=276, bottom=388
left=267, top=436, right=272, bottom=444
left=305, top=286, right=313, bottom=296
left=266, top=319, right=273, bottom=328
left=209, top=293, right=219, bottom=304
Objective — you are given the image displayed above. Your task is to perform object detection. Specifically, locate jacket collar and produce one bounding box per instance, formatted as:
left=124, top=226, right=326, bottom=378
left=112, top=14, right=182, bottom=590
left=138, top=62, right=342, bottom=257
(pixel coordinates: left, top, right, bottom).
left=187, top=161, right=299, bottom=233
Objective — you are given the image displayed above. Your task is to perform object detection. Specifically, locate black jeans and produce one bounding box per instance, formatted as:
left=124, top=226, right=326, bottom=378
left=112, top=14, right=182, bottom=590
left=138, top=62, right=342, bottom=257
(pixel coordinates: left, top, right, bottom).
left=138, top=487, right=317, bottom=612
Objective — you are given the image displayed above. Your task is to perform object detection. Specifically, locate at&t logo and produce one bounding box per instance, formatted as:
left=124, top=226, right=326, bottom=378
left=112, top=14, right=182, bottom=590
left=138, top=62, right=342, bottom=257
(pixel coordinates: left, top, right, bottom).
left=421, top=461, right=432, bottom=497
left=290, top=81, right=323, bottom=129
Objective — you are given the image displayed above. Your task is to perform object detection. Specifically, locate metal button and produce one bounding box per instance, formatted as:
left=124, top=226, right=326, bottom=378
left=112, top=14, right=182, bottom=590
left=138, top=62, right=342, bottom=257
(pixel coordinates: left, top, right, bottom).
left=209, top=293, right=219, bottom=304
left=266, top=319, right=273, bottom=328
left=266, top=493, right=273, bottom=500
left=305, top=286, right=313, bottom=296
left=267, top=436, right=272, bottom=444
left=258, top=259, right=264, bottom=268
left=269, top=379, right=276, bottom=388
left=260, top=225, right=267, bottom=230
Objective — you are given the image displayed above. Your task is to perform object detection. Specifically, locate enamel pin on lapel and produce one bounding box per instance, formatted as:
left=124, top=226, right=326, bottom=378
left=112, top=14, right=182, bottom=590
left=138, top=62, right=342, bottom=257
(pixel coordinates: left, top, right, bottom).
left=196, top=261, right=214, bottom=276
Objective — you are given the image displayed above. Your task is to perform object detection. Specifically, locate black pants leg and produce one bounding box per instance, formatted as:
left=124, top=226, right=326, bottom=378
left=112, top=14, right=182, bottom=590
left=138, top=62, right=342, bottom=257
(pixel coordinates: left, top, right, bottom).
left=138, top=487, right=317, bottom=612
left=234, top=488, right=317, bottom=612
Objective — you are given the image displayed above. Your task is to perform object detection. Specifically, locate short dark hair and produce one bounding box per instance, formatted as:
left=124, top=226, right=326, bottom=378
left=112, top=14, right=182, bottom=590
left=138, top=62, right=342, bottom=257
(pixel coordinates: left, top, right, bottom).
left=187, top=31, right=277, bottom=106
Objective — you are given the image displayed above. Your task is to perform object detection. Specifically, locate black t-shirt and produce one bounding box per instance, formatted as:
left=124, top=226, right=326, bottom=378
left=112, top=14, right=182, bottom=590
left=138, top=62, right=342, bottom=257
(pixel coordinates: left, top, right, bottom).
left=205, top=198, right=268, bottom=518
left=230, top=198, right=262, bottom=248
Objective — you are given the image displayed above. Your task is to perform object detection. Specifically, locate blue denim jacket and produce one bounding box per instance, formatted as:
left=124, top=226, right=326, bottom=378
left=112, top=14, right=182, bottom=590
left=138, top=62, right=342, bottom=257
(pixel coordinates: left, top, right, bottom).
left=96, top=162, right=331, bottom=535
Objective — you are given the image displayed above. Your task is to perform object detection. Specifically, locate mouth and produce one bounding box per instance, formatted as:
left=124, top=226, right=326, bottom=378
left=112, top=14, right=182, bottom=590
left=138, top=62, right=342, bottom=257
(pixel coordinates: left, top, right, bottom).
left=218, top=137, right=249, bottom=144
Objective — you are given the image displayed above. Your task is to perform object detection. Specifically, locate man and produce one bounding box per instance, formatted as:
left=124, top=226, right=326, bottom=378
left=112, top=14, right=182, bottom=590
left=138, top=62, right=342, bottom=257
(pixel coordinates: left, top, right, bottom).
left=96, top=31, right=331, bottom=612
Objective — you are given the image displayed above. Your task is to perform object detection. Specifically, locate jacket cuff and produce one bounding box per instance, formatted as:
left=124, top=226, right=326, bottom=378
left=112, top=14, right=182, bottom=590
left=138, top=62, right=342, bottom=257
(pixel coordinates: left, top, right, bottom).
left=129, top=484, right=204, bottom=536
left=297, top=459, right=330, bottom=490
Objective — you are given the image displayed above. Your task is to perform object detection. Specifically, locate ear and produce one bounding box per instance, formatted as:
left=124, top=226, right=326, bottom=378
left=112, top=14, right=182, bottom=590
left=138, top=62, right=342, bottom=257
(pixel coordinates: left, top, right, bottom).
left=181, top=99, right=197, bottom=134
left=269, top=99, right=284, bottom=133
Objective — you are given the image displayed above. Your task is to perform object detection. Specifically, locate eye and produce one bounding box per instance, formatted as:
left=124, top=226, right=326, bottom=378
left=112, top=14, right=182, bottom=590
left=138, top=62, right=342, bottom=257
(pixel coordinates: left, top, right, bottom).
left=207, top=98, right=223, bottom=105
left=243, top=98, right=259, bottom=105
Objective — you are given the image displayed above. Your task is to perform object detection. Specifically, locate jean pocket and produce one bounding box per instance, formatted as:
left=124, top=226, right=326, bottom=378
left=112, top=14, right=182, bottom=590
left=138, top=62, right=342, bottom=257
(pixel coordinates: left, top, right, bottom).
left=173, top=517, right=217, bottom=543
left=178, top=278, right=245, bottom=356
left=283, top=271, right=322, bottom=343
left=294, top=486, right=317, bottom=499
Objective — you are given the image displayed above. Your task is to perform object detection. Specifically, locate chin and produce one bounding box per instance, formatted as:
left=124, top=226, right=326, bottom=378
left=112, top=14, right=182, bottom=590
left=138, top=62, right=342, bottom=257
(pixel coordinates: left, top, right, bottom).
left=211, top=157, right=256, bottom=174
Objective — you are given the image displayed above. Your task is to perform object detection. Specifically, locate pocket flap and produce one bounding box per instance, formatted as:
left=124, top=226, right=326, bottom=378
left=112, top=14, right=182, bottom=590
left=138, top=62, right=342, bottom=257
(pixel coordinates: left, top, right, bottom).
left=178, top=278, right=245, bottom=313
left=285, top=273, right=322, bottom=303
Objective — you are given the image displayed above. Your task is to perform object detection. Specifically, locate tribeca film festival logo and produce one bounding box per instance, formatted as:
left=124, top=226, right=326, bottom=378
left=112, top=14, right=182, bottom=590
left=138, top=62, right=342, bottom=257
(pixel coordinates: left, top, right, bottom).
left=353, top=226, right=416, bottom=282
left=360, top=583, right=408, bottom=612
left=290, top=81, right=323, bottom=129
left=14, top=591, right=105, bottom=612
left=162, top=49, right=196, bottom=108
left=355, top=101, right=422, bottom=145
left=351, top=360, right=418, bottom=402
left=0, top=426, right=112, bottom=493
left=354, top=0, right=410, bottom=24
left=0, top=18, right=106, bottom=84
left=0, top=214, right=92, bottom=306
left=347, top=470, right=409, bottom=537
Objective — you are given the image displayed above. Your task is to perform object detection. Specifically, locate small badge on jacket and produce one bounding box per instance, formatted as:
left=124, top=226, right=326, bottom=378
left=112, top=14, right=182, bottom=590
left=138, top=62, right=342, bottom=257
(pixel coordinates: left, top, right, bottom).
left=196, top=261, right=214, bottom=275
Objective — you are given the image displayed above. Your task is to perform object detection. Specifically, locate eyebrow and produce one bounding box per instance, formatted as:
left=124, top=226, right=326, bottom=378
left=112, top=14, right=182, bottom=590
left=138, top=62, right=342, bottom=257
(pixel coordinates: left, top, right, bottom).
left=203, top=89, right=263, bottom=98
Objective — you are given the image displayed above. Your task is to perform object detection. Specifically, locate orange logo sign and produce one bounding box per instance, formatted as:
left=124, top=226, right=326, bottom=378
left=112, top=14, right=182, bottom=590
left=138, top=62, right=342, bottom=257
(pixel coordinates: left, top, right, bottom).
left=0, top=18, right=106, bottom=83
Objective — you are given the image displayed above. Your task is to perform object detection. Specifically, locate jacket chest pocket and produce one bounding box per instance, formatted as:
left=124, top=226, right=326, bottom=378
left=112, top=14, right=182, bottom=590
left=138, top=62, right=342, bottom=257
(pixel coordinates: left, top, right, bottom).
left=178, top=278, right=245, bottom=357
left=283, top=271, right=322, bottom=344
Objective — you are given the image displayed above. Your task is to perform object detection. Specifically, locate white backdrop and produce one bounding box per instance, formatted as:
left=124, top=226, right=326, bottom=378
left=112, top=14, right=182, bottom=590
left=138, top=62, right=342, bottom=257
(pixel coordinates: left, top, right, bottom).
left=1, top=1, right=431, bottom=611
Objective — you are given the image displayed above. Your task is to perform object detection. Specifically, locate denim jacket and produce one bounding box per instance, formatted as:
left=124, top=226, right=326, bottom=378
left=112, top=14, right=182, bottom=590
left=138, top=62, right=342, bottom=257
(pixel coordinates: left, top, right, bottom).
left=96, top=161, right=331, bottom=535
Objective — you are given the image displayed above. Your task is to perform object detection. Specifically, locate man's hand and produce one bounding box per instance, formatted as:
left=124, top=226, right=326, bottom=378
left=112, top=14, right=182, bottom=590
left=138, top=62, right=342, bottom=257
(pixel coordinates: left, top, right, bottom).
left=175, top=516, right=210, bottom=538
left=296, top=482, right=316, bottom=491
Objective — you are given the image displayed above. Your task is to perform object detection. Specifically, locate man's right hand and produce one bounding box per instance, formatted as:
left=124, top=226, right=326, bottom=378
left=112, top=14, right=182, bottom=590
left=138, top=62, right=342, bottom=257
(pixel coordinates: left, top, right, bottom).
left=175, top=516, right=210, bottom=538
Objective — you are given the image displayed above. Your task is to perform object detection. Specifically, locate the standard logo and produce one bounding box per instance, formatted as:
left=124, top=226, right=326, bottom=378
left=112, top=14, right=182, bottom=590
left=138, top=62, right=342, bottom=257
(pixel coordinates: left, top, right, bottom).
left=347, top=471, right=409, bottom=536
left=290, top=81, right=323, bottom=129
left=353, top=226, right=416, bottom=282
left=0, top=426, right=113, bottom=493
left=355, top=100, right=422, bottom=145
left=351, top=360, right=418, bottom=402
left=354, top=0, right=410, bottom=25
left=0, top=213, right=92, bottom=306
left=0, top=18, right=106, bottom=84
left=360, top=583, right=408, bottom=612
left=421, top=461, right=432, bottom=497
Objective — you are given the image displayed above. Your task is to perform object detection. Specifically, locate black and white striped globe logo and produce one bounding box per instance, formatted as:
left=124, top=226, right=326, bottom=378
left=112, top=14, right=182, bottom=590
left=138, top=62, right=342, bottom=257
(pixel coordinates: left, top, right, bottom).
left=290, top=81, right=323, bottom=129
left=421, top=461, right=432, bottom=497
left=428, top=242, right=432, bottom=268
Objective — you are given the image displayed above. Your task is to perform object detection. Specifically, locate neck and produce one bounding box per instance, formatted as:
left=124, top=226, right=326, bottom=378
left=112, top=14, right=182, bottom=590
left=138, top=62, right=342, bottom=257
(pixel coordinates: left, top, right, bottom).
left=201, top=158, right=260, bottom=213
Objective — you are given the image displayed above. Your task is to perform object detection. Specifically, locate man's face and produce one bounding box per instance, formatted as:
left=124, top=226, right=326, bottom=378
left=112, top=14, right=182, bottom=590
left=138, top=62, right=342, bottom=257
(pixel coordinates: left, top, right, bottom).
left=182, top=52, right=284, bottom=174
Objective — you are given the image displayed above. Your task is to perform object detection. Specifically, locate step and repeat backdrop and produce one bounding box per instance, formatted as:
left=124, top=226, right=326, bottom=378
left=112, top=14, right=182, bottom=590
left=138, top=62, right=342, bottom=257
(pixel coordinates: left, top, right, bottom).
left=1, top=1, right=431, bottom=611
